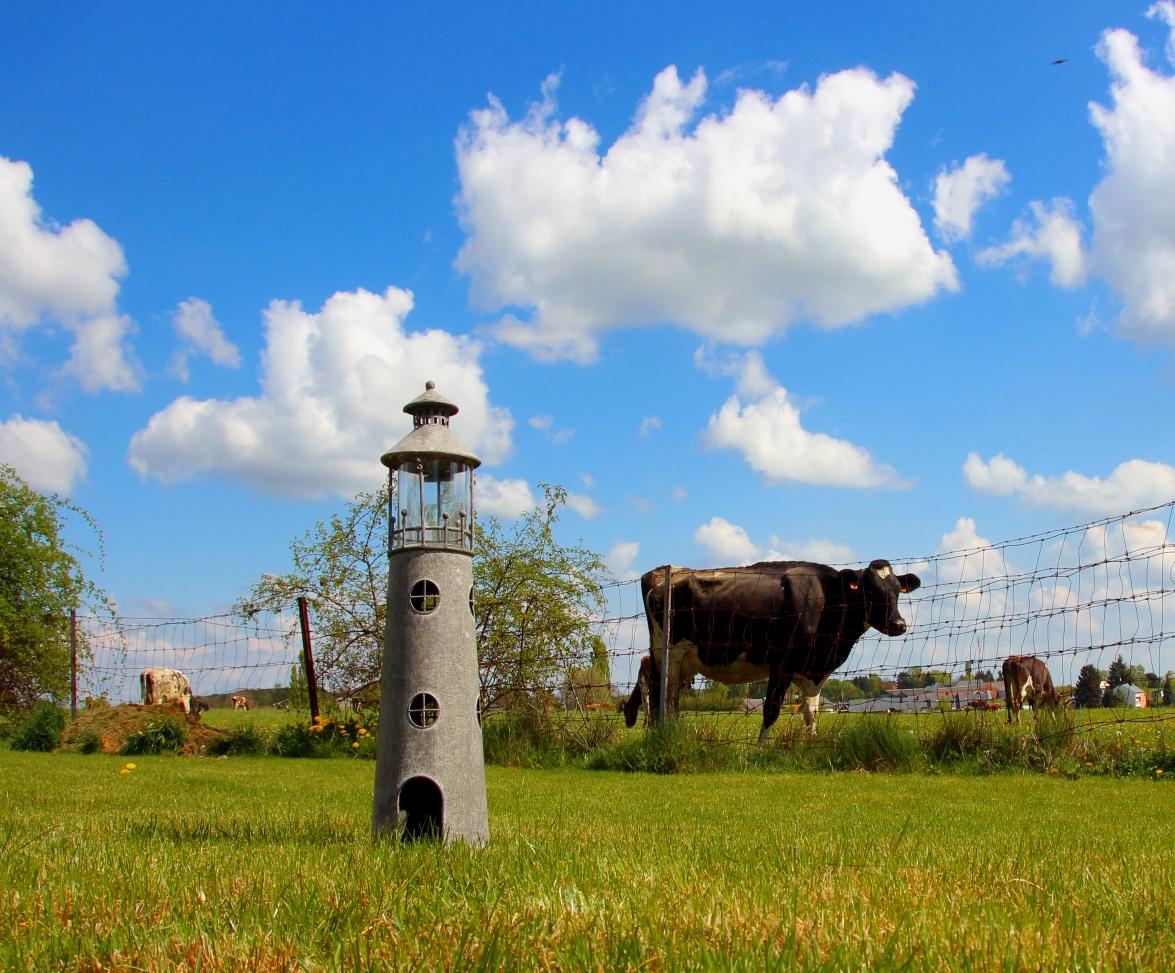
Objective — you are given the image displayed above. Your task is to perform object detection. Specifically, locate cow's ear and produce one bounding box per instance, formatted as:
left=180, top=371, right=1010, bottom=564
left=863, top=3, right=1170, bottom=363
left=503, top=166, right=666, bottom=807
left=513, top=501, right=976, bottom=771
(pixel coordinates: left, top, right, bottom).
left=839, top=568, right=860, bottom=592
left=898, top=573, right=921, bottom=594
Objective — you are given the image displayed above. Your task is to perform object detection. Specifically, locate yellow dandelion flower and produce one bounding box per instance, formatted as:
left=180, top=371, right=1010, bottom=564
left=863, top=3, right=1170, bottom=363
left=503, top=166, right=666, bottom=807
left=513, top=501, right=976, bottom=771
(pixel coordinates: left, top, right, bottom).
left=124, top=763, right=136, bottom=770
left=1157, top=769, right=1165, bottom=777
left=358, top=728, right=368, bottom=737
left=352, top=742, right=360, bottom=749
left=119, top=768, right=131, bottom=775
left=312, top=715, right=323, bottom=724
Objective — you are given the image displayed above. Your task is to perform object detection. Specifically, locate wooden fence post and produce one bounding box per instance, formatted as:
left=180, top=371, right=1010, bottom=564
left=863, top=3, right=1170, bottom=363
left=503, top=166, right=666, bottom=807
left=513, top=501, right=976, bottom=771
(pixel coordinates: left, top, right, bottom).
left=658, top=564, right=672, bottom=729
left=297, top=596, right=320, bottom=721
left=70, top=609, right=78, bottom=720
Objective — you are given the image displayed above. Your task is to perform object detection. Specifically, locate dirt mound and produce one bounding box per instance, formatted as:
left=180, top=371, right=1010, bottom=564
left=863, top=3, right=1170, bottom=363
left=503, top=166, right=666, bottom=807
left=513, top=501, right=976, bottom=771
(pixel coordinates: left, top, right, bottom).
left=62, top=703, right=230, bottom=755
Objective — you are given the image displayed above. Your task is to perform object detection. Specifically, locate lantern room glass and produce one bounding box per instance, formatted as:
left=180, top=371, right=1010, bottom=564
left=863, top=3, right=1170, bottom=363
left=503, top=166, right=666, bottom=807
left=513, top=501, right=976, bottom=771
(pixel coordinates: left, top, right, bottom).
left=391, top=459, right=473, bottom=550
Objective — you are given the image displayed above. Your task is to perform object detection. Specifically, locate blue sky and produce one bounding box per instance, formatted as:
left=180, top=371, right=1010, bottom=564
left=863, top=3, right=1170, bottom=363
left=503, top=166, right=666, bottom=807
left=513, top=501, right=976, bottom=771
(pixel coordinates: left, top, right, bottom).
left=3, top=1, right=1175, bottom=640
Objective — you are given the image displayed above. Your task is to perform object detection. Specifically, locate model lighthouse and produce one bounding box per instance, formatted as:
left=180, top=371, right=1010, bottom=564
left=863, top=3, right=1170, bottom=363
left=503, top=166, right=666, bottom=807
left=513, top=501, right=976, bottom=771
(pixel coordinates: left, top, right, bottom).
left=372, top=381, right=488, bottom=845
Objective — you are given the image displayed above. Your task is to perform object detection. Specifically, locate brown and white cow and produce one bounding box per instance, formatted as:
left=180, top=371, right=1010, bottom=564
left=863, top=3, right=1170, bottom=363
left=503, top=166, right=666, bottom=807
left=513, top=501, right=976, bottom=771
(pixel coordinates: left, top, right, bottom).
left=1001, top=655, right=1056, bottom=723
left=623, top=560, right=920, bottom=743
left=139, top=667, right=192, bottom=713
left=230, top=694, right=251, bottom=711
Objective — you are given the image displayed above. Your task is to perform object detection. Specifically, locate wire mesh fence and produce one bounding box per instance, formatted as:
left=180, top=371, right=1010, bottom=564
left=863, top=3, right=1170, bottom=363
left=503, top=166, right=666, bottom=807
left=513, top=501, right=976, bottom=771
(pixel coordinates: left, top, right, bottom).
left=75, top=501, right=1175, bottom=740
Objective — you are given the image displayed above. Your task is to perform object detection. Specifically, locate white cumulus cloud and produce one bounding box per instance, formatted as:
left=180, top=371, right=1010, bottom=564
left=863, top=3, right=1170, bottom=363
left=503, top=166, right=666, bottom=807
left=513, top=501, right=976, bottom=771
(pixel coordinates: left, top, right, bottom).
left=638, top=416, right=662, bottom=437
left=0, top=157, right=140, bottom=392
left=980, top=8, right=1175, bottom=342
left=607, top=540, right=642, bottom=580
left=978, top=198, right=1087, bottom=287
left=1086, top=3, right=1175, bottom=343
left=694, top=516, right=761, bottom=564
left=565, top=492, right=602, bottom=519
left=964, top=451, right=1175, bottom=514
left=700, top=352, right=908, bottom=489
left=932, top=153, right=1010, bottom=241
left=455, top=65, right=957, bottom=362
left=477, top=474, right=534, bottom=519
left=762, top=536, right=858, bottom=564
left=169, top=297, right=242, bottom=382
left=0, top=415, right=88, bottom=493
left=129, top=286, right=513, bottom=499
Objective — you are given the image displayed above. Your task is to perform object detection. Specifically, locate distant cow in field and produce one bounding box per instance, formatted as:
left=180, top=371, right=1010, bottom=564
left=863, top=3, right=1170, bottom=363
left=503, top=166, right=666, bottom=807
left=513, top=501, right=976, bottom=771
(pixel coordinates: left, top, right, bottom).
left=1002, top=655, right=1057, bottom=723
left=140, top=668, right=192, bottom=713
left=230, top=694, right=251, bottom=711
left=192, top=698, right=211, bottom=714
left=623, top=559, right=920, bottom=743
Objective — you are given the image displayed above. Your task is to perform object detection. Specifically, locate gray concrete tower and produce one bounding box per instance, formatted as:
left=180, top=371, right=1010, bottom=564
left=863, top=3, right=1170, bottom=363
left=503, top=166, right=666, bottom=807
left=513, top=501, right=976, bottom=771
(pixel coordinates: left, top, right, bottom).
left=372, top=381, right=488, bottom=845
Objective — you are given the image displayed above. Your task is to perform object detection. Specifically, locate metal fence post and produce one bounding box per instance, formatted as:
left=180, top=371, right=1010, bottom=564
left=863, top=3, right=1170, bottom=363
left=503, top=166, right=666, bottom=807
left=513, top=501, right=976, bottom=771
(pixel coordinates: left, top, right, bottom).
left=297, top=596, right=320, bottom=721
left=658, top=564, right=671, bottom=728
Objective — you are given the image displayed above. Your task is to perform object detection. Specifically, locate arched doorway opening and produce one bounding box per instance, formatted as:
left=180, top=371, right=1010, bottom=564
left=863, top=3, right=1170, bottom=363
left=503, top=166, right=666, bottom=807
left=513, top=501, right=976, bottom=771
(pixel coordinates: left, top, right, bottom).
left=399, top=776, right=443, bottom=841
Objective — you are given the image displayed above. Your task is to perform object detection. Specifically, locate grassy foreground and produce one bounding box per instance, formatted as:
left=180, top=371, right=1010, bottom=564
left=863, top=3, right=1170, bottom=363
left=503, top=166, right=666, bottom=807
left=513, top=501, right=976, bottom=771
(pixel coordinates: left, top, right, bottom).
left=2, top=752, right=1172, bottom=972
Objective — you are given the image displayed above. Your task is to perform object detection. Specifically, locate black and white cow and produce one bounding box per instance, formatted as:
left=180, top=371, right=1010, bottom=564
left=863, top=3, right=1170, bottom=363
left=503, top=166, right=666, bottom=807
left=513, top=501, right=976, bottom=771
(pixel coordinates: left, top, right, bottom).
left=1001, top=655, right=1056, bottom=723
left=622, top=560, right=921, bottom=743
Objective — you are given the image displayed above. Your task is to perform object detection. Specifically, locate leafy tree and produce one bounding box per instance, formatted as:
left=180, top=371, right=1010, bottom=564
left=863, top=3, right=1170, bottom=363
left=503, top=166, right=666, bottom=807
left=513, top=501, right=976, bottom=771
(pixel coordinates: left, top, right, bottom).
left=563, top=635, right=613, bottom=709
left=473, top=485, right=609, bottom=711
left=896, top=667, right=923, bottom=690
left=1073, top=664, right=1104, bottom=709
left=1163, top=672, right=1174, bottom=707
left=238, top=482, right=388, bottom=693
left=851, top=674, right=882, bottom=698
left=973, top=669, right=996, bottom=684
left=238, top=482, right=609, bottom=709
left=287, top=661, right=309, bottom=711
left=1106, top=655, right=1131, bottom=689
left=822, top=678, right=863, bottom=702
left=0, top=466, right=111, bottom=710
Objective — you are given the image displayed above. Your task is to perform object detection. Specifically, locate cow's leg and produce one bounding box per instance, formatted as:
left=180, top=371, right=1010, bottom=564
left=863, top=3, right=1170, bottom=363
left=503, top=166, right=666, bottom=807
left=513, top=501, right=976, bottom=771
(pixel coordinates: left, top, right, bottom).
left=759, top=667, right=793, bottom=746
left=794, top=676, right=822, bottom=737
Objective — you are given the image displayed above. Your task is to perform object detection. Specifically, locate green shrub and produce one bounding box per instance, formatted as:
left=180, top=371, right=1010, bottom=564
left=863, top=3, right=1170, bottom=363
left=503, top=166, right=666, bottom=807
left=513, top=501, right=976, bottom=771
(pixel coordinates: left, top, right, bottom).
left=209, top=724, right=269, bottom=756
left=9, top=704, right=66, bottom=752
left=269, top=721, right=332, bottom=758
left=924, top=712, right=997, bottom=764
left=1031, top=706, right=1076, bottom=762
left=265, top=714, right=374, bottom=758
left=75, top=729, right=102, bottom=754
left=585, top=720, right=754, bottom=773
left=832, top=715, right=920, bottom=771
left=120, top=715, right=186, bottom=755
left=482, top=709, right=567, bottom=768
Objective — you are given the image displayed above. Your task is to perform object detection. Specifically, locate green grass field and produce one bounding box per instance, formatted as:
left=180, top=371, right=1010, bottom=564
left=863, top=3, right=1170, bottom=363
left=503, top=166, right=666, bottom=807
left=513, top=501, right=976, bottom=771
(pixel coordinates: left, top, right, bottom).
left=2, top=750, right=1172, bottom=971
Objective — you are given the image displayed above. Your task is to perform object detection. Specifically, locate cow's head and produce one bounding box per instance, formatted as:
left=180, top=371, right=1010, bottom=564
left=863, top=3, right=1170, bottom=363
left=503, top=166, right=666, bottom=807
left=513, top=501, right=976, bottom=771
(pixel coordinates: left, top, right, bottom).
left=839, top=560, right=920, bottom=636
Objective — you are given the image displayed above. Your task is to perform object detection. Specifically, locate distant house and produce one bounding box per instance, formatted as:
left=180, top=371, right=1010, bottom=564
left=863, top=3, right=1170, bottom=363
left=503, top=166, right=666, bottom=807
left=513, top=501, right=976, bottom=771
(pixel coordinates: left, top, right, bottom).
left=1111, top=683, right=1148, bottom=708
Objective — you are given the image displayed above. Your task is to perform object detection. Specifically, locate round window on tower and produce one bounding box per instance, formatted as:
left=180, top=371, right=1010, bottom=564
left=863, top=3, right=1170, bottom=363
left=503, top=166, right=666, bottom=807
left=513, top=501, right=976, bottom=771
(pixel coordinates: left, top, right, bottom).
left=408, top=692, right=440, bottom=728
left=410, top=579, right=440, bottom=614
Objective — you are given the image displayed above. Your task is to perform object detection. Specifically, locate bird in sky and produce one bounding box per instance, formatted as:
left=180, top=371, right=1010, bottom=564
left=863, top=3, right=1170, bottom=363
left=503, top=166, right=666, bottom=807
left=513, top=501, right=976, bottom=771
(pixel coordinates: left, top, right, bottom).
left=1052, top=58, right=1069, bottom=65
